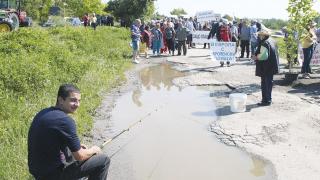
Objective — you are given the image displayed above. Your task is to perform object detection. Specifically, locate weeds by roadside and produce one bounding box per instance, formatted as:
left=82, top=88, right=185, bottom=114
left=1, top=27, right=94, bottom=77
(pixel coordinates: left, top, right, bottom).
left=0, top=26, right=131, bottom=179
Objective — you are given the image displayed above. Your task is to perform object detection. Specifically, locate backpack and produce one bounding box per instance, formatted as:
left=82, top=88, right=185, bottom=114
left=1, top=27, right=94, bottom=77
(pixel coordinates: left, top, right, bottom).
left=165, top=27, right=173, bottom=39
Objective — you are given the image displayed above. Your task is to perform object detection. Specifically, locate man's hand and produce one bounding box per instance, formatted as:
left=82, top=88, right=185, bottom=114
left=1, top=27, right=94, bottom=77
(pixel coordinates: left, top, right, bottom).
left=252, top=55, right=258, bottom=61
left=73, top=145, right=102, bottom=161
left=90, top=145, right=102, bottom=154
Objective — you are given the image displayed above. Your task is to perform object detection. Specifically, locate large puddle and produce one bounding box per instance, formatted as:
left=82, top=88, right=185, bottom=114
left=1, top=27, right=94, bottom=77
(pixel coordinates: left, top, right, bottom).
left=105, top=63, right=274, bottom=180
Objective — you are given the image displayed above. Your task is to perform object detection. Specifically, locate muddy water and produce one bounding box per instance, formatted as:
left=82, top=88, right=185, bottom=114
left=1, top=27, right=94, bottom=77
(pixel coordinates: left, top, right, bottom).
left=105, top=63, right=274, bottom=180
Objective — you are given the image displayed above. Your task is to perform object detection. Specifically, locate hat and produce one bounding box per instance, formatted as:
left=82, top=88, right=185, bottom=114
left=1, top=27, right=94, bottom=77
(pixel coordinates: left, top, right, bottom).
left=258, top=24, right=271, bottom=36
left=258, top=29, right=271, bottom=36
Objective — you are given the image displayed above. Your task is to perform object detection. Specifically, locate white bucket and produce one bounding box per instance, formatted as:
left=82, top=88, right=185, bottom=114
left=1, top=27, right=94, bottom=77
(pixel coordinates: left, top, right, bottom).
left=229, top=93, right=247, bottom=113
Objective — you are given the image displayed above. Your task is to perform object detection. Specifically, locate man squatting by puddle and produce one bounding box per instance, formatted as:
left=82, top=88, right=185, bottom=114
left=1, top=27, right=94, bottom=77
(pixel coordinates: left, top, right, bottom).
left=28, top=84, right=110, bottom=180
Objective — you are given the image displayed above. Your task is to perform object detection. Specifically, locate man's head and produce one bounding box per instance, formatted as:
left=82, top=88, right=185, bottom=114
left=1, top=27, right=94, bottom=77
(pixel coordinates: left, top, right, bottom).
left=56, top=84, right=81, bottom=114
left=156, top=22, right=161, bottom=28
left=258, top=29, right=270, bottom=40
left=135, top=19, right=141, bottom=26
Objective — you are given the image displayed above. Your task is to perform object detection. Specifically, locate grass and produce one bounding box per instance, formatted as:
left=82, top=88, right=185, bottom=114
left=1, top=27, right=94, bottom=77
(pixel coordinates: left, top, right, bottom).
left=0, top=26, right=132, bottom=179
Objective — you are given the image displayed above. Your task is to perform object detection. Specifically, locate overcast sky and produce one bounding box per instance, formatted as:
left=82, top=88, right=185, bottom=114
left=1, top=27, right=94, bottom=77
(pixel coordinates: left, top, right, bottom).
left=101, top=0, right=320, bottom=20
left=154, top=0, right=320, bottom=20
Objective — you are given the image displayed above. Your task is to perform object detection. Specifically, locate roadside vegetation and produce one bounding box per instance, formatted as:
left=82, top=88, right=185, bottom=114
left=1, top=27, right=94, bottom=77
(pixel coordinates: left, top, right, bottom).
left=0, top=26, right=131, bottom=179
left=274, top=37, right=286, bottom=60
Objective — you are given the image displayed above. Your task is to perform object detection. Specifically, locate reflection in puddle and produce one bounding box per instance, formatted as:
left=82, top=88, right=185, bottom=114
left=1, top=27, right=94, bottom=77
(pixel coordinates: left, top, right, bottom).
left=132, top=63, right=185, bottom=107
left=250, top=157, right=267, bottom=177
left=107, top=63, right=274, bottom=180
left=132, top=89, right=142, bottom=107
left=140, top=63, right=185, bottom=91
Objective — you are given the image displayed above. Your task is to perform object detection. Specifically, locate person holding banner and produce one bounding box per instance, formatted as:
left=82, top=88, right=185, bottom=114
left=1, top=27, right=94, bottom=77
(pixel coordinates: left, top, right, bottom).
left=203, top=22, right=211, bottom=49
left=208, top=21, right=219, bottom=40
left=300, top=21, right=317, bottom=79
left=253, top=29, right=279, bottom=106
left=219, top=19, right=232, bottom=67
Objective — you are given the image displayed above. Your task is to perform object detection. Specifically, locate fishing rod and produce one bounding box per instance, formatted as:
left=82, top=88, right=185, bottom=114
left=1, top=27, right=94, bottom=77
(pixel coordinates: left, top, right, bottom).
left=99, top=105, right=164, bottom=149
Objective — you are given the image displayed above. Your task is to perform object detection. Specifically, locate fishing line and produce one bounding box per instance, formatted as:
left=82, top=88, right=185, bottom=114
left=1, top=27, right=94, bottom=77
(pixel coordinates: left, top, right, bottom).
left=100, top=104, right=165, bottom=150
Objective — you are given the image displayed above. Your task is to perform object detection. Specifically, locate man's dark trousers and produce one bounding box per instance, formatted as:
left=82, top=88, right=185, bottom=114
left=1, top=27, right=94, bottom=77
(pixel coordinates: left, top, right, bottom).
left=38, top=154, right=110, bottom=180
left=240, top=40, right=250, bottom=58
left=261, top=74, right=273, bottom=103
left=177, top=40, right=187, bottom=55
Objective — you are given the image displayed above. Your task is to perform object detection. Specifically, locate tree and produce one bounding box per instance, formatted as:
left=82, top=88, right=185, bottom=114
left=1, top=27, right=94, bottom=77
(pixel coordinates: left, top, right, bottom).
left=222, top=14, right=233, bottom=21
left=153, top=12, right=166, bottom=20
left=261, top=18, right=288, bottom=30
left=21, top=0, right=53, bottom=21
left=286, top=0, right=318, bottom=69
left=21, top=0, right=105, bottom=22
left=75, top=0, right=105, bottom=17
left=106, top=0, right=155, bottom=26
left=170, top=8, right=187, bottom=17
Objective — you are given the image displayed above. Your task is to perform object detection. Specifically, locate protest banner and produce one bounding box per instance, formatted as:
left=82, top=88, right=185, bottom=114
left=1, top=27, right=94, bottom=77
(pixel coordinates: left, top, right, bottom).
left=210, top=41, right=236, bottom=62
left=298, top=44, right=320, bottom=65
left=196, top=10, right=220, bottom=24
left=192, top=31, right=210, bottom=44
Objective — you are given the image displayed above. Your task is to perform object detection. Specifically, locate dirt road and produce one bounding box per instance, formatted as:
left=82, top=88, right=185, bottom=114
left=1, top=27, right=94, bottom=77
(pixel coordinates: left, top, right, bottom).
left=90, top=47, right=320, bottom=180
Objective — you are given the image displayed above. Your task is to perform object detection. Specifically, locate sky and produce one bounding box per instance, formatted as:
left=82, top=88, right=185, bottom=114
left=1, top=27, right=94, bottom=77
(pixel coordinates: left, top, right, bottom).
left=154, top=0, right=320, bottom=20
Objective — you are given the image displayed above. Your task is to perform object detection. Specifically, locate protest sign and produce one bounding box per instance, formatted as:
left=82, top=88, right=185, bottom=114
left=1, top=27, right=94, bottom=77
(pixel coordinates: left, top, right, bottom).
left=298, top=44, right=320, bottom=65
left=192, top=31, right=210, bottom=44
left=196, top=10, right=220, bottom=23
left=210, top=41, right=236, bottom=62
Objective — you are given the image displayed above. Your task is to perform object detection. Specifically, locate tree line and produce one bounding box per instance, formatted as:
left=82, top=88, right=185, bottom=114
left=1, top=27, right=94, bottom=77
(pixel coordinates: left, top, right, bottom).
left=19, top=0, right=155, bottom=25
left=20, top=0, right=292, bottom=29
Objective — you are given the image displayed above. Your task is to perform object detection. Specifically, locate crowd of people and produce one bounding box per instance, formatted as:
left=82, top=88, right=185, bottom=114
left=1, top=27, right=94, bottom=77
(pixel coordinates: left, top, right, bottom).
left=130, top=17, right=268, bottom=65
left=130, top=17, right=280, bottom=107
left=82, top=13, right=114, bottom=30
left=131, top=16, right=319, bottom=82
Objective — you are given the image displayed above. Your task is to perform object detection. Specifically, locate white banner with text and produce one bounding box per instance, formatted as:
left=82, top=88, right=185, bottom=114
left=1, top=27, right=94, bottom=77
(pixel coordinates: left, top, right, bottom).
left=210, top=41, right=237, bottom=62
left=298, top=44, right=320, bottom=65
left=192, top=31, right=211, bottom=44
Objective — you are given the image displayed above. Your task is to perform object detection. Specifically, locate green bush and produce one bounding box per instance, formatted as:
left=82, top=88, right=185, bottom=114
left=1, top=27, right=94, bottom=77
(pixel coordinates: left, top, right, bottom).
left=274, top=37, right=286, bottom=60
left=0, top=26, right=131, bottom=179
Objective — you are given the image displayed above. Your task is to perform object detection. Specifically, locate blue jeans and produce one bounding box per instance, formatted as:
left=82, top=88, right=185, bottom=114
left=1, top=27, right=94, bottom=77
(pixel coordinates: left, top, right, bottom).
left=251, top=41, right=258, bottom=56
left=301, top=44, right=314, bottom=73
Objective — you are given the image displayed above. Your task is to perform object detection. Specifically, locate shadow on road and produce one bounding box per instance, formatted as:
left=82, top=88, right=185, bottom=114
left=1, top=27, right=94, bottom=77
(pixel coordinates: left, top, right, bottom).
left=214, top=104, right=261, bottom=117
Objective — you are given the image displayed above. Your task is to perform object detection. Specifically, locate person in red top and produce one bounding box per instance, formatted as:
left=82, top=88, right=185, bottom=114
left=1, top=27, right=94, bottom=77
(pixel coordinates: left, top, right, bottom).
left=160, top=22, right=168, bottom=54
left=82, top=13, right=89, bottom=27
left=141, top=25, right=152, bottom=59
left=219, top=20, right=232, bottom=66
left=219, top=21, right=232, bottom=42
